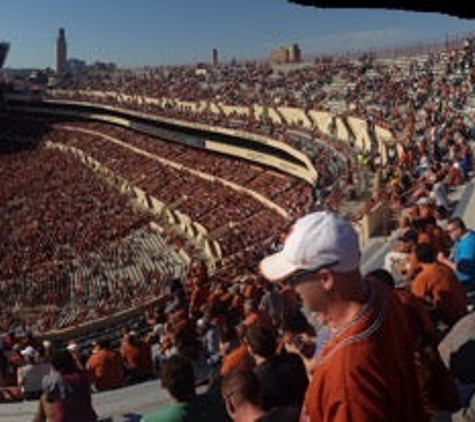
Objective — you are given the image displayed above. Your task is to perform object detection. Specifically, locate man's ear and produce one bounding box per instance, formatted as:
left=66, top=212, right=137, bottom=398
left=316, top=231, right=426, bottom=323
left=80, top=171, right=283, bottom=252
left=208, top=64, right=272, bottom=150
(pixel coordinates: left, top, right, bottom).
left=319, top=268, right=335, bottom=293
left=225, top=396, right=237, bottom=416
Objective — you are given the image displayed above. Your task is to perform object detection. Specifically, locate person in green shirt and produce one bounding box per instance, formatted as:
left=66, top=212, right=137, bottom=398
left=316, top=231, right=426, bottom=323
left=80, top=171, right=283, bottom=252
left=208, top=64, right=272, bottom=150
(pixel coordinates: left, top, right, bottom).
left=141, top=354, right=226, bottom=422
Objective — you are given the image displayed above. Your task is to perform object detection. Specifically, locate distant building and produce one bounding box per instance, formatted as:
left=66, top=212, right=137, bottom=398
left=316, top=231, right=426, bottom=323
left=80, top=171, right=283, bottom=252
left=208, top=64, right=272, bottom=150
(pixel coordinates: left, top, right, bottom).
left=212, top=48, right=219, bottom=66
left=270, top=43, right=301, bottom=64
left=67, top=58, right=87, bottom=73
left=56, top=28, right=67, bottom=74
left=0, top=42, right=9, bottom=69
left=289, top=44, right=301, bottom=62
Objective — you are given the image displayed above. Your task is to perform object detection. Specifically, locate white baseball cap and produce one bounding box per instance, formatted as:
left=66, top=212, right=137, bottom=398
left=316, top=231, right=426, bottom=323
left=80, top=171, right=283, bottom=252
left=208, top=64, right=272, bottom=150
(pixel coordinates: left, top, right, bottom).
left=21, top=346, right=37, bottom=358
left=260, top=211, right=360, bottom=282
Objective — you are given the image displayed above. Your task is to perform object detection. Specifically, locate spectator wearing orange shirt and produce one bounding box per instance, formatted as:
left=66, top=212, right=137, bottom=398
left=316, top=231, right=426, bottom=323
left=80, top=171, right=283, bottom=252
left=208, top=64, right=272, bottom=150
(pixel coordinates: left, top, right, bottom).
left=120, top=331, right=153, bottom=385
left=219, top=322, right=253, bottom=377
left=411, top=243, right=467, bottom=328
left=86, top=338, right=124, bottom=391
left=260, top=211, right=427, bottom=422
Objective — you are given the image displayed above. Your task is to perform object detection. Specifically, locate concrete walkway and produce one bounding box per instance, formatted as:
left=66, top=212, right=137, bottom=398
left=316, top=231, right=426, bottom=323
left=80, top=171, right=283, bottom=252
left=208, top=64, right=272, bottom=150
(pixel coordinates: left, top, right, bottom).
left=0, top=378, right=170, bottom=422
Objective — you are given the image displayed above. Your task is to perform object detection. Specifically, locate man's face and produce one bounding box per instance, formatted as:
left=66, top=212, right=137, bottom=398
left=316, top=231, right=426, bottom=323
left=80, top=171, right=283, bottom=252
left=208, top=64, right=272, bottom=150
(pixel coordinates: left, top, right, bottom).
left=292, top=269, right=332, bottom=314
left=447, top=223, right=462, bottom=242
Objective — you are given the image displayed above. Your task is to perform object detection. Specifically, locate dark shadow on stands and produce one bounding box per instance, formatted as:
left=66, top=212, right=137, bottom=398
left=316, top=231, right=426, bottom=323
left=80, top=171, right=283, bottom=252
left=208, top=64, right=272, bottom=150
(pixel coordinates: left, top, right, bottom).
left=122, top=413, right=143, bottom=422
left=0, top=110, right=55, bottom=154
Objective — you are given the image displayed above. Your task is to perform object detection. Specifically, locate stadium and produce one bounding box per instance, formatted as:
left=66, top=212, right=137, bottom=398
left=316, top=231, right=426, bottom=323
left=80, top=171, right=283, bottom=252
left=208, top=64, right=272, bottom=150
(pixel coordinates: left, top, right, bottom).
left=1, top=5, right=475, bottom=422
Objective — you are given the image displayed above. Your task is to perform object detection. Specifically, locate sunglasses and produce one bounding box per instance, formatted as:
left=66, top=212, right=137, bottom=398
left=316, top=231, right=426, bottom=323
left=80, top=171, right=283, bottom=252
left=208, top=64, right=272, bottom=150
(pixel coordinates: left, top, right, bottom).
left=285, top=261, right=339, bottom=286
left=222, top=389, right=238, bottom=402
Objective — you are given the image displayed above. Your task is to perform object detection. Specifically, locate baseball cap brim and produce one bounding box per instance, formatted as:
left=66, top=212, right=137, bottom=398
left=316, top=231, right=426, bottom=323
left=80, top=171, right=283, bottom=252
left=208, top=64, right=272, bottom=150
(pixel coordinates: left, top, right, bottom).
left=259, top=250, right=299, bottom=282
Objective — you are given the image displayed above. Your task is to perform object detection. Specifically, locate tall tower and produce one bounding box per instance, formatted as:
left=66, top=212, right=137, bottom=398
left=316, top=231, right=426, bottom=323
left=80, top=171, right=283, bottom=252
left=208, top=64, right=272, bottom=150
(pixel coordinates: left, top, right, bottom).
left=56, top=28, right=67, bottom=74
left=212, top=48, right=219, bottom=66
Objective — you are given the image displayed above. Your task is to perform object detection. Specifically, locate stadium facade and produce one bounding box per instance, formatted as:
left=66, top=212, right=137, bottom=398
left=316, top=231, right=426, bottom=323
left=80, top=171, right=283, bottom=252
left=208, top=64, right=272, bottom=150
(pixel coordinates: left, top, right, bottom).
left=0, top=42, right=9, bottom=68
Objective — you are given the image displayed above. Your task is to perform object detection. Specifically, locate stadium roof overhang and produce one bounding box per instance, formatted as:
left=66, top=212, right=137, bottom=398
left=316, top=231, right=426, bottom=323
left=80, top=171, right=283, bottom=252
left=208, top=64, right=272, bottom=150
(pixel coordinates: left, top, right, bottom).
left=288, top=0, right=474, bottom=19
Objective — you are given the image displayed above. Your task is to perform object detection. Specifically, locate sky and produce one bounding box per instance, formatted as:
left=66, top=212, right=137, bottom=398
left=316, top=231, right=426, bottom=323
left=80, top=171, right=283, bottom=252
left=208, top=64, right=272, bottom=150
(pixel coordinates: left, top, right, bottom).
left=1, top=0, right=475, bottom=69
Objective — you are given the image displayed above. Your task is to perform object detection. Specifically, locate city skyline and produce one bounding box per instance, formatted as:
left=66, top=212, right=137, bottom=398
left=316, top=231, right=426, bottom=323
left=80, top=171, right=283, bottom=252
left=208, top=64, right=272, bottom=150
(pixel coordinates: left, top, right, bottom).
left=2, top=0, right=475, bottom=69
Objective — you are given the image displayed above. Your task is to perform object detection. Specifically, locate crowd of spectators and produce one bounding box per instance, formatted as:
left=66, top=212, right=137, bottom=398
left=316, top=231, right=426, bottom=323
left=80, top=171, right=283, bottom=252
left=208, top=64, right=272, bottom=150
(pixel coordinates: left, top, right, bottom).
left=49, top=121, right=313, bottom=219
left=1, top=35, right=475, bottom=420
left=0, top=117, right=193, bottom=334
left=52, top=36, right=475, bottom=219
left=2, top=208, right=473, bottom=421
left=0, top=115, right=316, bottom=336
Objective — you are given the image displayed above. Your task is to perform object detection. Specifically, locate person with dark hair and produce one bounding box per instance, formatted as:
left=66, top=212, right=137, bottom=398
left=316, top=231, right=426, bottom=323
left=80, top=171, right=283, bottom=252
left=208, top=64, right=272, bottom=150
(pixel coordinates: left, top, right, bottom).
left=424, top=215, right=450, bottom=255
left=219, top=321, right=254, bottom=378
left=412, top=243, right=467, bottom=327
left=365, top=268, right=396, bottom=289
left=244, top=323, right=308, bottom=411
left=34, top=350, right=97, bottom=422
left=221, top=370, right=263, bottom=421
left=221, top=370, right=299, bottom=422
left=120, top=331, right=153, bottom=384
left=438, top=217, right=475, bottom=293
left=141, top=355, right=224, bottom=422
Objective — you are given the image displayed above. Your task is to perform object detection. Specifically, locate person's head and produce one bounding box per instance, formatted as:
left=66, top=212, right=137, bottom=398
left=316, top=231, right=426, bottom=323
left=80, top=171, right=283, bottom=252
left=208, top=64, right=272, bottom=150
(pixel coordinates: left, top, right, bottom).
left=221, top=370, right=263, bottom=421
left=398, top=214, right=412, bottom=230
left=160, top=355, right=195, bottom=402
left=94, top=338, right=110, bottom=351
left=415, top=243, right=436, bottom=264
left=365, top=268, right=396, bottom=289
left=398, top=229, right=418, bottom=252
left=446, top=217, right=467, bottom=242
left=244, top=324, right=276, bottom=361
left=20, top=346, right=37, bottom=364
left=51, top=350, right=79, bottom=375
left=243, top=300, right=256, bottom=316
left=125, top=331, right=140, bottom=347
left=259, top=211, right=362, bottom=314
left=425, top=216, right=437, bottom=229
left=66, top=341, right=80, bottom=357
left=281, top=309, right=311, bottom=335
left=173, top=329, right=201, bottom=361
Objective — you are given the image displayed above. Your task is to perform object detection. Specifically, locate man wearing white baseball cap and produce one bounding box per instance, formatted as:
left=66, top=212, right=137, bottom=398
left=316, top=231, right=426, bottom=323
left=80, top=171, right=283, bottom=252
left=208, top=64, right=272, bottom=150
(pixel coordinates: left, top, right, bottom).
left=259, top=211, right=427, bottom=422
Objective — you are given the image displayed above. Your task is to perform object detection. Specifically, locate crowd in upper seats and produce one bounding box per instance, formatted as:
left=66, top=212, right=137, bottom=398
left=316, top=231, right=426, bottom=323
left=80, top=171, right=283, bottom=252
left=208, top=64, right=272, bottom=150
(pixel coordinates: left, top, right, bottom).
left=50, top=120, right=313, bottom=217
left=52, top=36, right=475, bottom=216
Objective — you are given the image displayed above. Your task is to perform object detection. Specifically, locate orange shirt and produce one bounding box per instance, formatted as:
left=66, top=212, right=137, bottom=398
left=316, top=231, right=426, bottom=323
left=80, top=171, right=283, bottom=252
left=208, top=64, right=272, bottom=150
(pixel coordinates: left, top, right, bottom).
left=411, top=263, right=467, bottom=326
left=190, top=285, right=209, bottom=314
left=300, top=282, right=427, bottom=422
left=393, top=288, right=438, bottom=346
left=393, top=289, right=452, bottom=416
left=120, top=341, right=153, bottom=378
left=86, top=349, right=124, bottom=391
left=220, top=344, right=253, bottom=377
